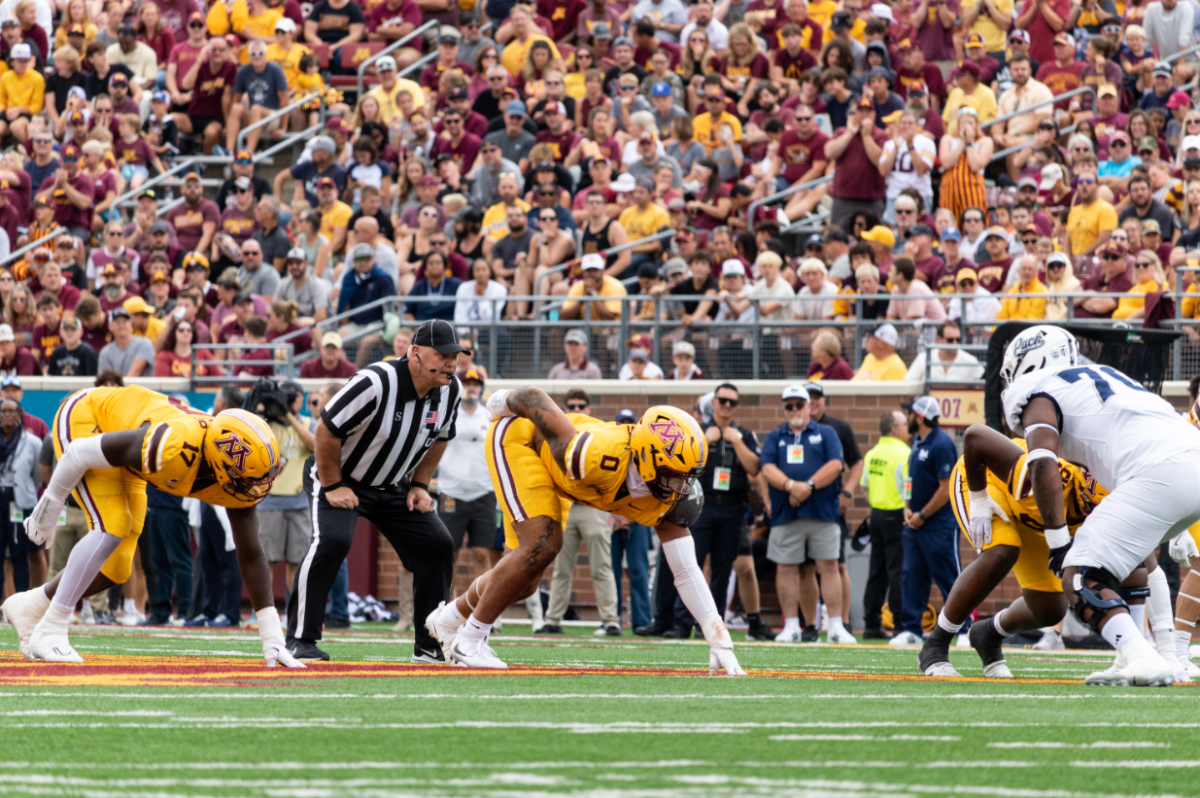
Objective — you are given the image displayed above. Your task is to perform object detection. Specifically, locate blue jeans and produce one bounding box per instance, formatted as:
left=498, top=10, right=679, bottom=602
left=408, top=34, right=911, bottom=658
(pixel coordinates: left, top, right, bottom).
left=612, top=523, right=652, bottom=628
left=326, top=558, right=349, bottom=620
left=899, top=521, right=967, bottom=637
left=146, top=505, right=192, bottom=620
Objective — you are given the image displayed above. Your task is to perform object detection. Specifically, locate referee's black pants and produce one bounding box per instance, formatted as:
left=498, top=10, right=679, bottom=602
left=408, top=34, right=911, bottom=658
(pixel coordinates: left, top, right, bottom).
left=287, top=456, right=455, bottom=651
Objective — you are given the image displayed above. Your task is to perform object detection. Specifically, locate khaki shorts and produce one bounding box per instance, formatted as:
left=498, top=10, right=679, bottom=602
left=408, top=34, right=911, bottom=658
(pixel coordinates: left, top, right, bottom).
left=258, top=507, right=312, bottom=564
left=768, top=517, right=841, bottom=564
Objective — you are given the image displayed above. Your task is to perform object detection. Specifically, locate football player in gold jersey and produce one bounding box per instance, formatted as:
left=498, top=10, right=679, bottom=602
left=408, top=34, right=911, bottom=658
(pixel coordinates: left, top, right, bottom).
left=917, top=424, right=1105, bottom=678
left=1, top=385, right=302, bottom=668
left=425, top=386, right=746, bottom=675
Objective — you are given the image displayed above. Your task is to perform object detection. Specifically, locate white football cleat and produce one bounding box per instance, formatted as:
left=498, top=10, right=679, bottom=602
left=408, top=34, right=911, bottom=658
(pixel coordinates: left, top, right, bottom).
left=424, top=601, right=461, bottom=662
left=27, top=627, right=83, bottom=663
left=923, top=661, right=962, bottom=677
left=1033, top=627, right=1065, bottom=651
left=2, top=589, right=50, bottom=660
left=1085, top=648, right=1127, bottom=686
left=982, top=661, right=1014, bottom=679
left=1116, top=650, right=1175, bottom=687
left=955, top=633, right=972, bottom=648
left=888, top=631, right=923, bottom=647
left=828, top=626, right=858, bottom=645
left=449, top=635, right=508, bottom=669
left=774, top=627, right=803, bottom=643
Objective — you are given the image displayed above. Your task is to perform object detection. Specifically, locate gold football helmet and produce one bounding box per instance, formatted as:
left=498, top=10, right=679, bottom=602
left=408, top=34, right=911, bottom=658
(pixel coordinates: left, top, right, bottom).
left=630, top=406, right=707, bottom=502
left=204, top=409, right=282, bottom=502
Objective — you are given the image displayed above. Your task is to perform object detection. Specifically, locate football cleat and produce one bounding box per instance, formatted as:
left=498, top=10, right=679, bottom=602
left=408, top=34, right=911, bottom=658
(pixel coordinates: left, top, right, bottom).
left=2, top=589, right=50, bottom=660
left=923, top=661, right=963, bottom=677
left=889, top=630, right=923, bottom=647
left=424, top=602, right=463, bottom=662
left=969, top=619, right=1012, bottom=678
left=450, top=635, right=508, bottom=669
left=1033, top=627, right=1065, bottom=651
left=27, top=627, right=83, bottom=663
left=774, top=627, right=804, bottom=643
left=828, top=626, right=858, bottom=645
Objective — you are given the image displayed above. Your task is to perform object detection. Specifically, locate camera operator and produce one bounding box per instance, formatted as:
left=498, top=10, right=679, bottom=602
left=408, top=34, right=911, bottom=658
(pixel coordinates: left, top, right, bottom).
left=250, top=379, right=317, bottom=606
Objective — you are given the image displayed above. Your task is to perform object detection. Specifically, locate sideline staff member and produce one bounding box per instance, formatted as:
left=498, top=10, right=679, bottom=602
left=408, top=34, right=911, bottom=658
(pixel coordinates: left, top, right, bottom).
left=286, top=320, right=462, bottom=663
left=860, top=409, right=910, bottom=640
left=893, top=395, right=964, bottom=647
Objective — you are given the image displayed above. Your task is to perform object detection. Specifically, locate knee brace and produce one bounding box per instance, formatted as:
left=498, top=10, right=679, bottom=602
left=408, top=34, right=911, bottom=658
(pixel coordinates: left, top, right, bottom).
left=1071, top=566, right=1129, bottom=633
left=1117, top=586, right=1151, bottom=602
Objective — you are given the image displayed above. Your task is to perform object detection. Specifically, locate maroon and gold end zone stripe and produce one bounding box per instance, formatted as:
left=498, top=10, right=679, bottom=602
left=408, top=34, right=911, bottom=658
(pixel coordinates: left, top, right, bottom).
left=0, top=651, right=1192, bottom=688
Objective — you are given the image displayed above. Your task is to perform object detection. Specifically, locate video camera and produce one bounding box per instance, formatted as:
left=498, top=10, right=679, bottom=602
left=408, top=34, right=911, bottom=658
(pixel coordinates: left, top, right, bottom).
left=245, top=377, right=303, bottom=425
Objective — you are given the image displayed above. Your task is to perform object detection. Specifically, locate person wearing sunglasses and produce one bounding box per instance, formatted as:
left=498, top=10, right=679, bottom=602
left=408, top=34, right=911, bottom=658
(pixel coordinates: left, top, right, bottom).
left=1075, top=240, right=1133, bottom=318
left=759, top=383, right=854, bottom=645
left=1065, top=166, right=1116, bottom=259
left=1113, top=250, right=1166, bottom=320
left=33, top=142, right=95, bottom=244
left=995, top=254, right=1048, bottom=321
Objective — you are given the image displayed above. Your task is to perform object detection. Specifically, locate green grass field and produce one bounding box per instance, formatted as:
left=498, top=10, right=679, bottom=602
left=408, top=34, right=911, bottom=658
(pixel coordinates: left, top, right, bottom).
left=2, top=622, right=1199, bottom=798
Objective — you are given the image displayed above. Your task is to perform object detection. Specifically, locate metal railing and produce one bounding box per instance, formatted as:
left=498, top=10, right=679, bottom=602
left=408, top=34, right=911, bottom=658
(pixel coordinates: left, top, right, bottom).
left=357, top=20, right=439, bottom=99
left=2, top=227, right=68, bottom=265
left=981, top=86, right=1097, bottom=132
left=923, top=342, right=988, bottom=385
left=746, top=174, right=834, bottom=232
left=107, top=157, right=200, bottom=213
left=235, top=91, right=323, bottom=153
left=1164, top=43, right=1200, bottom=64
left=192, top=342, right=296, bottom=383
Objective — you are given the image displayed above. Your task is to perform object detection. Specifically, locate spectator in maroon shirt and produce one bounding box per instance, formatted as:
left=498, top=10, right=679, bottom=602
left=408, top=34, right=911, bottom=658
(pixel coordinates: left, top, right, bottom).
left=432, top=107, right=482, bottom=172
left=1075, top=239, right=1133, bottom=318
left=234, top=315, right=275, bottom=378
left=299, top=331, right=358, bottom=378
left=0, top=324, right=40, bottom=377
left=807, top=330, right=855, bottom=379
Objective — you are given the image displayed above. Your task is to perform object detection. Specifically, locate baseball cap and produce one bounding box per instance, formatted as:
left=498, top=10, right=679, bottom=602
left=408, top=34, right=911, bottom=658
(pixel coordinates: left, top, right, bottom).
left=101, top=261, right=124, bottom=275
left=898, top=38, right=917, bottom=51
left=1101, top=240, right=1128, bottom=257
left=151, top=90, right=169, bottom=103
left=802, top=381, right=825, bottom=397
left=109, top=71, right=128, bottom=85
left=857, top=95, right=874, bottom=110
left=720, top=259, right=746, bottom=277
left=325, top=117, right=349, bottom=133
left=901, top=396, right=940, bottom=418
left=448, top=87, right=470, bottom=100
left=859, top=225, right=896, bottom=248
left=1054, top=32, right=1075, bottom=47
left=907, top=81, right=928, bottom=96
left=865, top=66, right=891, bottom=82
left=275, top=16, right=295, bottom=32
left=0, top=17, right=17, bottom=28
left=321, top=331, right=343, bottom=348
left=611, top=173, right=636, bottom=193
left=9, top=43, right=30, bottom=60
left=414, top=319, right=470, bottom=354
left=1186, top=157, right=1200, bottom=170
left=456, top=367, right=485, bottom=385
left=872, top=323, right=899, bottom=347
left=348, top=242, right=374, bottom=261
left=286, top=247, right=307, bottom=262
left=418, top=174, right=439, bottom=187
left=806, top=233, right=825, bottom=248
left=955, top=267, right=979, bottom=284
left=1098, top=83, right=1119, bottom=99
left=1017, top=176, right=1039, bottom=190
left=965, top=32, right=985, bottom=47
left=235, top=149, right=253, bottom=163
left=651, top=81, right=671, bottom=96
left=673, top=340, right=695, bottom=357
left=616, top=409, right=637, bottom=424
left=60, top=317, right=80, bottom=330
left=1138, top=135, right=1158, bottom=153
left=591, top=21, right=612, bottom=38
left=985, top=224, right=1008, bottom=239
left=183, top=252, right=209, bottom=271
left=67, top=22, right=84, bottom=34
left=311, top=136, right=337, bottom=153
left=376, top=55, right=397, bottom=72
left=506, top=100, right=527, bottom=116
left=149, top=220, right=169, bottom=235
left=954, top=60, right=982, bottom=79
left=613, top=35, right=633, bottom=48
left=909, top=224, right=934, bottom=238
left=667, top=196, right=685, bottom=211
left=0, top=324, right=13, bottom=342
left=581, top=253, right=604, bottom=271
left=1182, top=135, right=1200, bottom=152
left=1168, top=91, right=1193, bottom=109
left=235, top=175, right=252, bottom=190
left=439, top=33, right=458, bottom=44
left=870, top=2, right=894, bottom=19
left=1040, top=162, right=1064, bottom=189
left=150, top=271, right=169, bottom=284
left=941, top=226, right=962, bottom=242
left=123, top=296, right=153, bottom=315
left=546, top=101, right=566, bottom=115
left=1142, top=218, right=1162, bottom=234
left=108, top=308, right=131, bottom=323
left=1009, top=28, right=1029, bottom=43
left=182, top=171, right=202, bottom=184
left=1047, top=252, right=1069, bottom=268
left=1154, top=61, right=1172, bottom=77
left=629, top=348, right=649, bottom=362
left=781, top=384, right=810, bottom=402
left=626, top=335, right=652, bottom=350
left=564, top=328, right=588, bottom=345
left=316, top=176, right=337, bottom=190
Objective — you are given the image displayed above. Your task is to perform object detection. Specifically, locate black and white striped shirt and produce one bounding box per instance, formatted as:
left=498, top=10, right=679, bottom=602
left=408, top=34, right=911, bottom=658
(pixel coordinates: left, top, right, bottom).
left=321, top=358, right=461, bottom=487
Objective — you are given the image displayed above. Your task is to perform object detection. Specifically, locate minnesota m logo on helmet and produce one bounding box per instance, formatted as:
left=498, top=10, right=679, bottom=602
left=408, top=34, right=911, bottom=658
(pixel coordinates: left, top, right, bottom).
left=204, top=409, right=282, bottom=502
left=631, top=406, right=707, bottom=502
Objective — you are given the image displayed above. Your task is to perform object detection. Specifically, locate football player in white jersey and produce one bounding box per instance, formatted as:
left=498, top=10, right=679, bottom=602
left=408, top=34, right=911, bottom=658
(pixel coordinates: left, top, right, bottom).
left=1000, top=325, right=1200, bottom=687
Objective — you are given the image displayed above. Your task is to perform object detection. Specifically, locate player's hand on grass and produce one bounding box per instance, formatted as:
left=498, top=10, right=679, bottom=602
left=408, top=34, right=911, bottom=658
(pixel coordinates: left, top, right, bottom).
left=1169, top=531, right=1199, bottom=566
left=709, top=643, right=747, bottom=676
left=967, top=489, right=1009, bottom=552
left=263, top=636, right=305, bottom=668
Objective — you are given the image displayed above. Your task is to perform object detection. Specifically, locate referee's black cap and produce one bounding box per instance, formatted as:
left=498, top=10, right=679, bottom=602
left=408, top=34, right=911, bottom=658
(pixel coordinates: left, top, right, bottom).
left=414, top=319, right=471, bottom=355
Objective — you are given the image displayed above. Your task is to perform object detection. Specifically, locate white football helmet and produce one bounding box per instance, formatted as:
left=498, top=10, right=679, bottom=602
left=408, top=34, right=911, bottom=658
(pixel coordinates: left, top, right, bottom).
left=1000, top=325, right=1080, bottom=387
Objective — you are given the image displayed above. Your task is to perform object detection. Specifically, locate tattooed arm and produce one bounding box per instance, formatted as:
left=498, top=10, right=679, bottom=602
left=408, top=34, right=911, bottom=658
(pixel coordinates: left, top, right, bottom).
left=505, top=387, right=579, bottom=472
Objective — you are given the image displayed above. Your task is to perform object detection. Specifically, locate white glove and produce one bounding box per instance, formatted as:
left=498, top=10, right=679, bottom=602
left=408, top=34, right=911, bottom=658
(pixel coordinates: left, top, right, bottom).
left=486, top=389, right=515, bottom=421
left=702, top=619, right=746, bottom=676
left=1170, top=531, right=1200, bottom=566
left=967, top=489, right=1009, bottom=553
left=24, top=495, right=61, bottom=547
left=256, top=607, right=305, bottom=668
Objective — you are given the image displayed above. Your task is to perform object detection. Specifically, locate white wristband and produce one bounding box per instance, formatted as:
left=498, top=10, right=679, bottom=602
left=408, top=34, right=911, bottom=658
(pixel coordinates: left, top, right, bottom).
left=1025, top=448, right=1058, bottom=464
left=256, top=606, right=284, bottom=641
left=968, top=489, right=991, bottom=504
left=1044, top=525, right=1070, bottom=550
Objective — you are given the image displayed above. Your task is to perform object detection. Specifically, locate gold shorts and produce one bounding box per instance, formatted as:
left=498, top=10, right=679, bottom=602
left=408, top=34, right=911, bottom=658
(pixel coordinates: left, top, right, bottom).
left=53, top=392, right=147, bottom=585
left=486, top=416, right=569, bottom=550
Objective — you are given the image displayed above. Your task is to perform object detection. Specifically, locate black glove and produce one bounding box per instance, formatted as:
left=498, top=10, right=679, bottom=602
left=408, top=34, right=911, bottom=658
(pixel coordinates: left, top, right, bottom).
left=1048, top=541, right=1073, bottom=577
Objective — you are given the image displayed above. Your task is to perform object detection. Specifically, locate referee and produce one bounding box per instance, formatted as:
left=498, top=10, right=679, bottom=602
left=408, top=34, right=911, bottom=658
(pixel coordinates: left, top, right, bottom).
left=286, top=319, right=462, bottom=663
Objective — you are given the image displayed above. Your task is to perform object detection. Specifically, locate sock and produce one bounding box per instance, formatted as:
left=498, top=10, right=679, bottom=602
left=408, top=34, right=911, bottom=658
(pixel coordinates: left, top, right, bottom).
left=994, top=610, right=1013, bottom=638
left=442, top=601, right=466, bottom=626
left=937, top=612, right=963, bottom=634
left=1102, top=612, right=1155, bottom=656
left=661, top=536, right=722, bottom=636
left=1129, top=603, right=1146, bottom=633
left=459, top=615, right=492, bottom=640
left=49, top=531, right=122, bottom=615
left=1147, top=566, right=1174, bottom=631
left=1177, top=628, right=1193, bottom=660
left=39, top=603, right=73, bottom=635
left=927, top=625, right=955, bottom=646
left=747, top=613, right=761, bottom=624
left=123, top=598, right=136, bottom=614
left=783, top=616, right=801, bottom=633
left=829, top=615, right=845, bottom=632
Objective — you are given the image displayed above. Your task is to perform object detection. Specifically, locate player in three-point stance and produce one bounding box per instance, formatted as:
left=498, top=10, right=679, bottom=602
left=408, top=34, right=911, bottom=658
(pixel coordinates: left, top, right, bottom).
left=425, top=388, right=746, bottom=674
left=2, top=385, right=301, bottom=667
left=999, top=325, right=1200, bottom=686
